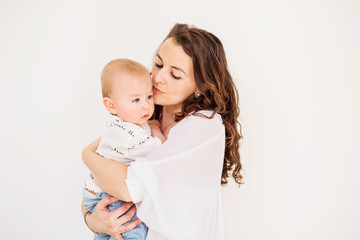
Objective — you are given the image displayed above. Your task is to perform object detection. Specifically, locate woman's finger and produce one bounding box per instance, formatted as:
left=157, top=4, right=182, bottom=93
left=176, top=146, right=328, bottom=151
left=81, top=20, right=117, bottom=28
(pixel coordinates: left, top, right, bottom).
left=113, top=205, right=142, bottom=235
left=111, top=202, right=134, bottom=219
left=119, top=218, right=143, bottom=233
left=96, top=196, right=117, bottom=211
left=104, top=202, right=136, bottom=236
left=116, top=204, right=137, bottom=225
left=112, top=234, right=124, bottom=240
left=84, top=196, right=119, bottom=234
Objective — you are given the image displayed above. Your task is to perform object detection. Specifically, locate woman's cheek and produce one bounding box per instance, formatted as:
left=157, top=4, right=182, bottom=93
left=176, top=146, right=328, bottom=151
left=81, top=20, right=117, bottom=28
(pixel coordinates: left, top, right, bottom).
left=154, top=94, right=166, bottom=105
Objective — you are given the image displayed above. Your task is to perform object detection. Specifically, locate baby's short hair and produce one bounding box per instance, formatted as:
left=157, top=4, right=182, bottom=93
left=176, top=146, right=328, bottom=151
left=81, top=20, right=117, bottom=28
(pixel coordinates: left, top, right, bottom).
left=101, top=59, right=149, bottom=98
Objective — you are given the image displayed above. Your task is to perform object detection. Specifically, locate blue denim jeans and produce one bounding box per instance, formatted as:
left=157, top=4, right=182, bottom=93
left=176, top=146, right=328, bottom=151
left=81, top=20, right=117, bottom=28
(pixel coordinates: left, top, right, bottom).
left=83, top=188, right=147, bottom=240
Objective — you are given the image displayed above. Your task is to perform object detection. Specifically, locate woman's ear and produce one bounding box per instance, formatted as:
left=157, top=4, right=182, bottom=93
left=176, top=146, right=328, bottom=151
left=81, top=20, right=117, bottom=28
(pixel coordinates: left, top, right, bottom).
left=103, top=97, right=117, bottom=115
left=194, top=87, right=202, bottom=95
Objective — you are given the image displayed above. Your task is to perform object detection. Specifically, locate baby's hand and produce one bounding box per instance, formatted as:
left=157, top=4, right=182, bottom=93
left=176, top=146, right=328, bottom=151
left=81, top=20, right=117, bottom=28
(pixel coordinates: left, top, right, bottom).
left=149, top=120, right=166, bottom=143
left=148, top=120, right=161, bottom=128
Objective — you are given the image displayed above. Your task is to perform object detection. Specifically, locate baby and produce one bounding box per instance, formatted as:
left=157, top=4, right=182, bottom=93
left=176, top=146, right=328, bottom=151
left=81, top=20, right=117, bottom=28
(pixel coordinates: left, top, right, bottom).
left=83, top=59, right=165, bottom=240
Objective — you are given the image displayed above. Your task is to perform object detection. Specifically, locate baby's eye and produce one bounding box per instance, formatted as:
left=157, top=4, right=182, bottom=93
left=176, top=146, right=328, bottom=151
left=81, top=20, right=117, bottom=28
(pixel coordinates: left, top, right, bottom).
left=147, top=95, right=153, bottom=99
left=132, top=98, right=140, bottom=103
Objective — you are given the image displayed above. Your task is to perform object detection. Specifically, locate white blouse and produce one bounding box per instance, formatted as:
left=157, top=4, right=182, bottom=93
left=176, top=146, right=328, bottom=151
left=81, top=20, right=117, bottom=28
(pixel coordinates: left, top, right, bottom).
left=126, top=110, right=225, bottom=240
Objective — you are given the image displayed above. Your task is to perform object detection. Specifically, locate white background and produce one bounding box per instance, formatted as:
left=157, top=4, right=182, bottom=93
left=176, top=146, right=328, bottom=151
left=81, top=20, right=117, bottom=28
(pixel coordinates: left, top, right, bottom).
left=1, top=0, right=359, bottom=239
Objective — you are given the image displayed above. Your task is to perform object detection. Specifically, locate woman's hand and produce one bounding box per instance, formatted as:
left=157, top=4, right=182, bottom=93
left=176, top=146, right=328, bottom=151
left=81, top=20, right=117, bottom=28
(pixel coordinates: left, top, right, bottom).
left=84, top=196, right=142, bottom=240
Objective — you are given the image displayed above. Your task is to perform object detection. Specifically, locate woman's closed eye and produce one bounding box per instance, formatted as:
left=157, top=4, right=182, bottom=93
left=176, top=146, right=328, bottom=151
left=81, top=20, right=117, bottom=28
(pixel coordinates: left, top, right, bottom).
left=154, top=56, right=181, bottom=79
left=155, top=63, right=163, bottom=68
left=171, top=73, right=181, bottom=80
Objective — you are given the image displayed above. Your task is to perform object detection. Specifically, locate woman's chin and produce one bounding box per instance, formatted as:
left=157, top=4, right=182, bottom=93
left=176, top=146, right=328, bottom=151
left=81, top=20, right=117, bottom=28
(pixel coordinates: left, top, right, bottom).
left=154, top=96, right=165, bottom=105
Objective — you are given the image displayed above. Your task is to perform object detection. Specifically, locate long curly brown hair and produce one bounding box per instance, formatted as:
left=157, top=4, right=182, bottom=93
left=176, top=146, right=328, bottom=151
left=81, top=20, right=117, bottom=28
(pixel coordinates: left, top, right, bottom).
left=154, top=23, right=243, bottom=186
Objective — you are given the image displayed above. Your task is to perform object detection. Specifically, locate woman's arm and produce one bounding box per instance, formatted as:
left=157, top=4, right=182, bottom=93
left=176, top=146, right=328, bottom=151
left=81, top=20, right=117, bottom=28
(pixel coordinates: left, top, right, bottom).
left=82, top=138, right=132, bottom=201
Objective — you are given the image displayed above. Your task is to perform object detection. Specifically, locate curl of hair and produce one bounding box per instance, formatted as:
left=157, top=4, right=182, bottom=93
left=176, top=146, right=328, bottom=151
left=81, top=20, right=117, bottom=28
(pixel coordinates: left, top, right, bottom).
left=156, top=23, right=243, bottom=186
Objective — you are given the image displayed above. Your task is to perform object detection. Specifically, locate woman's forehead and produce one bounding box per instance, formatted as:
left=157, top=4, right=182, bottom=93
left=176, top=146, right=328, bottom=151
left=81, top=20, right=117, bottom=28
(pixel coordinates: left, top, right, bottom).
left=158, top=38, right=193, bottom=72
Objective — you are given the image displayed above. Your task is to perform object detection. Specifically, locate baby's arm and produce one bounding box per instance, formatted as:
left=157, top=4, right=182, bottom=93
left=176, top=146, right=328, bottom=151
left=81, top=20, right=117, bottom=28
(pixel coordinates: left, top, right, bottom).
left=148, top=120, right=166, bottom=143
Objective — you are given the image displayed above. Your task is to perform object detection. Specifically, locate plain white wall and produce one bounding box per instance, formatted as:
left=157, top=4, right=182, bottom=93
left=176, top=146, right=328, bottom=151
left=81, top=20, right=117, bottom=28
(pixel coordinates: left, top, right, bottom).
left=0, top=0, right=359, bottom=239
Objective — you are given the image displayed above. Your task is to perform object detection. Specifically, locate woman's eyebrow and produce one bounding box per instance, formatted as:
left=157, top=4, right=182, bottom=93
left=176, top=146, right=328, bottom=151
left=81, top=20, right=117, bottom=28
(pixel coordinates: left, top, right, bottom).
left=156, top=54, right=186, bottom=75
left=171, top=66, right=185, bottom=75
left=156, top=54, right=163, bottom=61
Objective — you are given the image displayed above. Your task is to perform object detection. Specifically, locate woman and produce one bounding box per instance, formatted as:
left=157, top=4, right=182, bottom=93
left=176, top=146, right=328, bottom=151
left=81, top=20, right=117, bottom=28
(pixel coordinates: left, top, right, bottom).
left=82, top=23, right=243, bottom=240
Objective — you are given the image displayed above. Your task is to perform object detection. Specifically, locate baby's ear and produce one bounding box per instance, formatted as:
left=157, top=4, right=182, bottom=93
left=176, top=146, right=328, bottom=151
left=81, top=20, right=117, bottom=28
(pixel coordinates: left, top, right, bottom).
left=103, top=97, right=117, bottom=114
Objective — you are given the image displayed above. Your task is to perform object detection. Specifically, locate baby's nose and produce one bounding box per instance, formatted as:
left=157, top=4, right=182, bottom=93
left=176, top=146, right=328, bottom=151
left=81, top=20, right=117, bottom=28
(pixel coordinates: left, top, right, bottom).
left=143, top=101, right=149, bottom=110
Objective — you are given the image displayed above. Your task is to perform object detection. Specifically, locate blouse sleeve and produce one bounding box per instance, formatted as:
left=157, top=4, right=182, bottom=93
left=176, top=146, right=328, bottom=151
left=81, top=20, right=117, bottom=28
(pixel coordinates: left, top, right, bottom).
left=125, top=111, right=225, bottom=238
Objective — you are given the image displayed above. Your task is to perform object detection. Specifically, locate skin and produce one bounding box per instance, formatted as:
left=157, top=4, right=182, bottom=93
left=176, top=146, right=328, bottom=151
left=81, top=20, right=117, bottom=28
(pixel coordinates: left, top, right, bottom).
left=102, top=66, right=166, bottom=142
left=81, top=198, right=139, bottom=240
left=82, top=37, right=199, bottom=238
left=103, top=71, right=154, bottom=126
left=152, top=38, right=200, bottom=136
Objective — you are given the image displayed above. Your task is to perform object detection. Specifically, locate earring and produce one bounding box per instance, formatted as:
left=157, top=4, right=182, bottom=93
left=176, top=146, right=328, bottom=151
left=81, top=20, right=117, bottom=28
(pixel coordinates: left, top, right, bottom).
left=195, top=93, right=202, bottom=99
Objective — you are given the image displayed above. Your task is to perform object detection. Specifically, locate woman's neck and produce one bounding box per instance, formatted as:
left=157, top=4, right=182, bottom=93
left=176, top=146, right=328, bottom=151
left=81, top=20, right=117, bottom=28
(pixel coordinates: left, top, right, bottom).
left=160, top=105, right=181, bottom=135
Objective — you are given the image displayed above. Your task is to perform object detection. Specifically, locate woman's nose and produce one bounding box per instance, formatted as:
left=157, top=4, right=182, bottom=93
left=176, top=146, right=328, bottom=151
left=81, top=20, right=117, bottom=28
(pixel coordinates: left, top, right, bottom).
left=152, top=69, right=165, bottom=85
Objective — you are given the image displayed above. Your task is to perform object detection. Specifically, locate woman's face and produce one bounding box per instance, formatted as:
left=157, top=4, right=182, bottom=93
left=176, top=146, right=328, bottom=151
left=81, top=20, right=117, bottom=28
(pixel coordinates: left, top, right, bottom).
left=152, top=37, right=197, bottom=110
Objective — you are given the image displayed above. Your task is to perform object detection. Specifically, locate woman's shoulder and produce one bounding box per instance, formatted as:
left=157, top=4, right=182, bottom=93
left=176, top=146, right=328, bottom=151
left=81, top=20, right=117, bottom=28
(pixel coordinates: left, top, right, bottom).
left=167, top=110, right=224, bottom=142
left=189, top=110, right=222, bottom=122
left=176, top=110, right=223, bottom=131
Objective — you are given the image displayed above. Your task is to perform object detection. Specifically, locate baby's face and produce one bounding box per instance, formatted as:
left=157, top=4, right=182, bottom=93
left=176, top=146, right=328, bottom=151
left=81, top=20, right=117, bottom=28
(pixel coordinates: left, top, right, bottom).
left=110, top=72, right=154, bottom=125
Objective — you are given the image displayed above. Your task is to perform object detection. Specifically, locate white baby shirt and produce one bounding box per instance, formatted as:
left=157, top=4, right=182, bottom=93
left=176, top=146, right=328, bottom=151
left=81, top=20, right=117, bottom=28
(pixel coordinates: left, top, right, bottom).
left=85, top=114, right=162, bottom=193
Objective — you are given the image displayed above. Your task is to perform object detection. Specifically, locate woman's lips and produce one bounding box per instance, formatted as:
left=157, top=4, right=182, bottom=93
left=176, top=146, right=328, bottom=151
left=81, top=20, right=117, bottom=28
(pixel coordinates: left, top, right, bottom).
left=153, top=86, right=164, bottom=93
